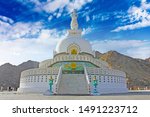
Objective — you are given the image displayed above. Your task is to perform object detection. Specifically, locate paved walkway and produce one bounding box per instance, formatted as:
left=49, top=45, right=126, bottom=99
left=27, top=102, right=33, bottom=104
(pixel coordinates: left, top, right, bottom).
left=0, top=90, right=150, bottom=100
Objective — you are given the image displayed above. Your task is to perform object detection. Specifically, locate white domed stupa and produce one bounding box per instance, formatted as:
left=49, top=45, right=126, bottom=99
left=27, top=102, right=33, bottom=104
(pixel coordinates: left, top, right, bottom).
left=55, top=36, right=93, bottom=56
left=55, top=10, right=93, bottom=56
left=18, top=10, right=128, bottom=95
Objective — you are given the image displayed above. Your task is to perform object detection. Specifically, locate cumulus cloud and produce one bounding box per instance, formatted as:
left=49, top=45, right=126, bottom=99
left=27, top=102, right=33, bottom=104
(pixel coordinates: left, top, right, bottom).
left=0, top=17, right=42, bottom=40
left=91, top=40, right=150, bottom=59
left=27, top=0, right=93, bottom=14
left=126, top=46, right=150, bottom=59
left=16, top=0, right=93, bottom=22
left=0, top=16, right=66, bottom=65
left=112, top=0, right=150, bottom=32
left=42, top=0, right=69, bottom=13
left=0, top=29, right=66, bottom=65
left=141, top=0, right=150, bottom=9
left=112, top=19, right=150, bottom=32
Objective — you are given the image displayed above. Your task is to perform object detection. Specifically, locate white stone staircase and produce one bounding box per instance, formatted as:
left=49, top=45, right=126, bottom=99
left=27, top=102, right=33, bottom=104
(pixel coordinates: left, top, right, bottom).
left=57, top=74, right=89, bottom=95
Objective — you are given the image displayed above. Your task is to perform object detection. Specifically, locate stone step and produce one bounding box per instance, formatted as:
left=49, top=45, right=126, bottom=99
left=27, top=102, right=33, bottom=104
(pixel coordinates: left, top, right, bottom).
left=58, top=74, right=89, bottom=94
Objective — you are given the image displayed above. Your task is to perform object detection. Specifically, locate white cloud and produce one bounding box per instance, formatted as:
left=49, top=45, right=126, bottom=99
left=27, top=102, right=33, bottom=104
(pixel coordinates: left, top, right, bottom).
left=0, top=17, right=42, bottom=40
left=1, top=32, right=149, bottom=65
left=86, top=15, right=90, bottom=22
left=66, top=0, right=93, bottom=13
left=48, top=15, right=53, bottom=21
left=112, top=0, right=150, bottom=32
left=0, top=18, right=66, bottom=65
left=0, top=29, right=66, bottom=65
left=82, top=27, right=94, bottom=35
left=25, top=0, right=93, bottom=15
left=43, top=0, right=69, bottom=13
left=126, top=46, right=150, bottom=59
left=92, top=13, right=110, bottom=22
left=16, top=0, right=93, bottom=24
left=0, top=16, right=149, bottom=65
left=112, top=19, right=150, bottom=32
left=0, top=15, right=14, bottom=24
left=141, top=0, right=150, bottom=9
left=91, top=40, right=150, bottom=59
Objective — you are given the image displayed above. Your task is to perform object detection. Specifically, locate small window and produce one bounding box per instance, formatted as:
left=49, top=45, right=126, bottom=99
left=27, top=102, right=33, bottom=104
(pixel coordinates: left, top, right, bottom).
left=45, top=78, right=47, bottom=82
left=34, top=77, right=36, bottom=82
left=37, top=78, right=39, bottom=82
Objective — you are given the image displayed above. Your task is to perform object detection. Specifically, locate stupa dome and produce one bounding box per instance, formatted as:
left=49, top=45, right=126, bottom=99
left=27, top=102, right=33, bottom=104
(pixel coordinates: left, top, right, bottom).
left=55, top=10, right=93, bottom=55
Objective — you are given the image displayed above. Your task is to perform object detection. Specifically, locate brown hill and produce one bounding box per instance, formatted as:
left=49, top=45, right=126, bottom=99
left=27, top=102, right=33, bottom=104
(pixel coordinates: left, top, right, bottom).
left=145, top=57, right=150, bottom=63
left=100, top=51, right=150, bottom=88
left=0, top=60, right=39, bottom=90
left=95, top=51, right=102, bottom=58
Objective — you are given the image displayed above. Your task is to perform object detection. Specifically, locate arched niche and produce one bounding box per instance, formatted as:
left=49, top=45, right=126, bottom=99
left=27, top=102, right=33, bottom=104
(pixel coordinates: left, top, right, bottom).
left=67, top=43, right=80, bottom=55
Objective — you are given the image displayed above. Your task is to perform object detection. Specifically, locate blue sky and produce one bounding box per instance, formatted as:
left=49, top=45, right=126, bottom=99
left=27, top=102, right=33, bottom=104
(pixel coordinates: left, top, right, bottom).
left=0, top=0, right=150, bottom=65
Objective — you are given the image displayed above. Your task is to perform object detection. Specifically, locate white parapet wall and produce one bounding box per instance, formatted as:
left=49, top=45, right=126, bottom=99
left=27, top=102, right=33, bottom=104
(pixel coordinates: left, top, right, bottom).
left=18, top=67, right=59, bottom=93
left=18, top=59, right=128, bottom=94
left=87, top=67, right=128, bottom=94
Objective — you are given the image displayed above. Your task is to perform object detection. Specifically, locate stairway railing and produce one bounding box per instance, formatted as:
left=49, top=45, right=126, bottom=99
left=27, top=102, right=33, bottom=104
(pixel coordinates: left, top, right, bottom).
left=54, top=66, right=62, bottom=94
left=84, top=66, right=90, bottom=94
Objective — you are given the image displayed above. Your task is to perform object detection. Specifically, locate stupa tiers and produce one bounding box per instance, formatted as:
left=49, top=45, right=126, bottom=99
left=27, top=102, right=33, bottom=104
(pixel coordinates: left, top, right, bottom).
left=18, top=10, right=128, bottom=95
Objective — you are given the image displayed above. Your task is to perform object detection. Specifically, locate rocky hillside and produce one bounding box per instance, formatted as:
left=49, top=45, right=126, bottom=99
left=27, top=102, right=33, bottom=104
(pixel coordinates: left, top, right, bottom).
left=100, top=51, right=150, bottom=88
left=95, top=51, right=102, bottom=58
left=145, top=57, right=150, bottom=63
left=0, top=60, right=39, bottom=90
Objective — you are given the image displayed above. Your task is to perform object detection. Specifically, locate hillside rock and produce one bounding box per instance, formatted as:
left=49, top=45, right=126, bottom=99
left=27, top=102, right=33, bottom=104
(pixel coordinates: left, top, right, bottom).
left=145, top=57, right=150, bottom=63
left=0, top=61, right=39, bottom=90
left=100, top=51, right=150, bottom=88
left=95, top=51, right=102, bottom=58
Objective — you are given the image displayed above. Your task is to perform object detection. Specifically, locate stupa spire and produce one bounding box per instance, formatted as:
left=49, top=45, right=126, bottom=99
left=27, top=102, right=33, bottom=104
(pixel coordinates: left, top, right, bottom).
left=70, top=9, right=78, bottom=30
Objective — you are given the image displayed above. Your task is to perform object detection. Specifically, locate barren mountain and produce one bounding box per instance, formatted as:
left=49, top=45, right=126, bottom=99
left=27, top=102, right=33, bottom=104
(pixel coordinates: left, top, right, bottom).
left=99, top=51, right=150, bottom=88
left=95, top=51, right=102, bottom=58
left=0, top=60, right=39, bottom=90
left=145, top=57, right=150, bottom=63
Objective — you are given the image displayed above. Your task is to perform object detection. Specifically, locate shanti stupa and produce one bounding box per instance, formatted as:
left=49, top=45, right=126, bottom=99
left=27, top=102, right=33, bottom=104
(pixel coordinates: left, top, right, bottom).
left=18, top=10, right=128, bottom=95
